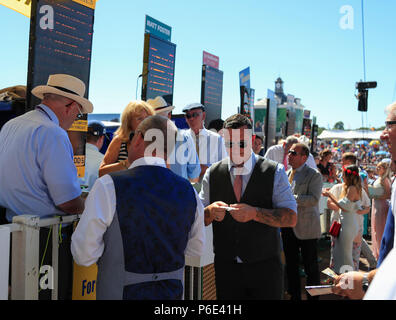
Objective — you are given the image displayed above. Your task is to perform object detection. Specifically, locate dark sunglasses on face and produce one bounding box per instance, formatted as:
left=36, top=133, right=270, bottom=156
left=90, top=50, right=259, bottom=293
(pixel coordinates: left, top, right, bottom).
left=385, top=120, right=396, bottom=129
left=185, top=111, right=202, bottom=119
left=288, top=150, right=300, bottom=156
left=129, top=131, right=135, bottom=141
left=225, top=141, right=248, bottom=149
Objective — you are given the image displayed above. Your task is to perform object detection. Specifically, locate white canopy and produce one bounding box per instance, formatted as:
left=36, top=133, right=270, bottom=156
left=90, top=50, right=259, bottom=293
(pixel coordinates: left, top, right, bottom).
left=318, top=129, right=382, bottom=140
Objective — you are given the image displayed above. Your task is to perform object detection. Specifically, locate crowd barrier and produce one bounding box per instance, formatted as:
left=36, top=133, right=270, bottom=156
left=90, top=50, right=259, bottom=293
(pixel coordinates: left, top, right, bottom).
left=0, top=214, right=80, bottom=300
left=0, top=214, right=215, bottom=300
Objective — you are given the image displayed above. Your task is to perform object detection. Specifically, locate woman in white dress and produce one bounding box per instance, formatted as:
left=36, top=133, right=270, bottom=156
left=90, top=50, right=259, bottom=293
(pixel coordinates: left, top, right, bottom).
left=323, top=165, right=364, bottom=274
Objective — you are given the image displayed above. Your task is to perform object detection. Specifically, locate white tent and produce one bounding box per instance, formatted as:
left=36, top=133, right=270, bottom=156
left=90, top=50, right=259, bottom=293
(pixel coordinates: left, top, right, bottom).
left=318, top=129, right=382, bottom=140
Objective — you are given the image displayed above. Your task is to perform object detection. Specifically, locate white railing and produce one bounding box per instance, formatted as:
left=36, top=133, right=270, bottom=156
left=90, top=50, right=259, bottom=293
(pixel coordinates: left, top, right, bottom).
left=1, top=213, right=208, bottom=300
left=0, top=214, right=80, bottom=300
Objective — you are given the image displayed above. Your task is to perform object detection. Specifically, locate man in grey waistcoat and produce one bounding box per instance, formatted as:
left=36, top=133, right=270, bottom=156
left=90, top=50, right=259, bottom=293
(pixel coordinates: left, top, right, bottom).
left=199, top=114, right=297, bottom=300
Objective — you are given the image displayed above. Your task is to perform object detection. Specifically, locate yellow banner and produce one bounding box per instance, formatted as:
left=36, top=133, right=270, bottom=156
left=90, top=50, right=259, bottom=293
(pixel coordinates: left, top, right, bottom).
left=0, top=0, right=31, bottom=18
left=0, top=0, right=97, bottom=18
left=72, top=262, right=97, bottom=300
left=72, top=0, right=97, bottom=9
left=69, top=119, right=88, bottom=132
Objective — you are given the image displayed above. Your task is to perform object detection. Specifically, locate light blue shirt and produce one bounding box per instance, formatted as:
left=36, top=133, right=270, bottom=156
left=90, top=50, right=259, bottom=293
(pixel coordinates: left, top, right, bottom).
left=78, top=143, right=104, bottom=192
left=0, top=104, right=82, bottom=221
left=169, top=130, right=201, bottom=180
left=199, top=152, right=297, bottom=212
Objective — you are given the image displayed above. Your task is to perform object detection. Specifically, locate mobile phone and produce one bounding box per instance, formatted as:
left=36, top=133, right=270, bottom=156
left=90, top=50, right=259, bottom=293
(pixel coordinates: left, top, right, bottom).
left=305, top=285, right=334, bottom=296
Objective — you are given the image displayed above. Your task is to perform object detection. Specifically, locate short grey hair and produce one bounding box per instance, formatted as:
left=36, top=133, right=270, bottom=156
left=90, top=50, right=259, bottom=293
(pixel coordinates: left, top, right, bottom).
left=385, top=102, right=396, bottom=119
left=137, top=115, right=178, bottom=158
left=285, top=135, right=299, bottom=147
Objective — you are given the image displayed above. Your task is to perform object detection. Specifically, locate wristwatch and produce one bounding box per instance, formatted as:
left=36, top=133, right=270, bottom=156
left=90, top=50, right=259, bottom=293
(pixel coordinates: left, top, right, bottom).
left=362, top=272, right=370, bottom=292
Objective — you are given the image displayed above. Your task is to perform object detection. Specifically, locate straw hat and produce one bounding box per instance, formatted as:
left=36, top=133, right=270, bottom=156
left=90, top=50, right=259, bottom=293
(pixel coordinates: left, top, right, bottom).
left=31, top=74, right=93, bottom=113
left=146, top=96, right=175, bottom=116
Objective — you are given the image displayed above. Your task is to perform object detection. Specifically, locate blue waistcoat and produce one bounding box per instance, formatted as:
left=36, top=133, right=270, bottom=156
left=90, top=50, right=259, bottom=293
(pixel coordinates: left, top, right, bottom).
left=96, top=165, right=196, bottom=300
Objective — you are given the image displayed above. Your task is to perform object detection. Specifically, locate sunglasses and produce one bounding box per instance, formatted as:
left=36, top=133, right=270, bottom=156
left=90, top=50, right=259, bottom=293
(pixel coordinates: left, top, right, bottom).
left=185, top=111, right=202, bottom=119
left=225, top=141, right=248, bottom=148
left=385, top=120, right=396, bottom=129
left=66, top=101, right=84, bottom=119
left=129, top=131, right=135, bottom=141
left=288, top=150, right=301, bottom=156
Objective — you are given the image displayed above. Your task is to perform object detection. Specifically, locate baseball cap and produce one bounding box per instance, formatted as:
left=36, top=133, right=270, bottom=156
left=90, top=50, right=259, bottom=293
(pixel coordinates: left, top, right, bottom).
left=88, top=121, right=108, bottom=138
left=182, top=102, right=205, bottom=113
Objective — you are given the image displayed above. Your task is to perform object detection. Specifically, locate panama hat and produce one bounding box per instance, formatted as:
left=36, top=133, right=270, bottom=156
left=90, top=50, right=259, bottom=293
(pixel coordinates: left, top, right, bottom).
left=146, top=96, right=175, bottom=116
left=31, top=74, right=93, bottom=113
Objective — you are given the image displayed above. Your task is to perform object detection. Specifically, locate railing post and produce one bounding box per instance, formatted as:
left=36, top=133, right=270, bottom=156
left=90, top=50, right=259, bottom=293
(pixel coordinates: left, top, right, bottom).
left=11, top=215, right=40, bottom=300
left=51, top=224, right=59, bottom=300
left=0, top=226, right=10, bottom=300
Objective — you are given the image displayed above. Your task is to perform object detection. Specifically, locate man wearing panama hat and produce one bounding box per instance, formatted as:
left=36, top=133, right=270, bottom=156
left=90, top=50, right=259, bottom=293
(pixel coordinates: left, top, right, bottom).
left=0, top=74, right=93, bottom=299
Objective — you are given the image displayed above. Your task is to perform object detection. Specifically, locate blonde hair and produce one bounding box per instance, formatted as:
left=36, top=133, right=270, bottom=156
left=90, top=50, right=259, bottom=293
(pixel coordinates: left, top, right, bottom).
left=115, top=100, right=155, bottom=141
left=377, top=161, right=392, bottom=183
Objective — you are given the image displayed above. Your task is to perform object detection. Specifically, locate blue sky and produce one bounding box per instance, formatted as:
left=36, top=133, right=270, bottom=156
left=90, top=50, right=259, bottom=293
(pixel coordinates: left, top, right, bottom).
left=0, top=0, right=395, bottom=130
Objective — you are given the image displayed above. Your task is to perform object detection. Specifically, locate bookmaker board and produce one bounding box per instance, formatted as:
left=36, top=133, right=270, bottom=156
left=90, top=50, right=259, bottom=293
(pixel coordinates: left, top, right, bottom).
left=141, top=33, right=176, bottom=105
left=201, top=64, right=223, bottom=127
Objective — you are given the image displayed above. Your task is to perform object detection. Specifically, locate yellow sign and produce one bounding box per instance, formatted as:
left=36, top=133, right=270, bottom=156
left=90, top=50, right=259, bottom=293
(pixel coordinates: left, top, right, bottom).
left=69, top=119, right=88, bottom=132
left=0, top=0, right=31, bottom=17
left=72, top=0, right=97, bottom=9
left=72, top=262, right=98, bottom=300
left=0, top=0, right=98, bottom=18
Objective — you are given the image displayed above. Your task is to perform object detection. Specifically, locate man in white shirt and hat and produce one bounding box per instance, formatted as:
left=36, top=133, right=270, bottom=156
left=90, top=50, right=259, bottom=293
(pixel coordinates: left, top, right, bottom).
left=183, top=102, right=227, bottom=183
left=0, top=73, right=93, bottom=299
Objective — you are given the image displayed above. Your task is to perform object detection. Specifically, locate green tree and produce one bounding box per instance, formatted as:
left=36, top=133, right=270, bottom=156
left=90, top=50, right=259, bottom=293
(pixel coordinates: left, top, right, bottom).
left=333, top=121, right=344, bottom=130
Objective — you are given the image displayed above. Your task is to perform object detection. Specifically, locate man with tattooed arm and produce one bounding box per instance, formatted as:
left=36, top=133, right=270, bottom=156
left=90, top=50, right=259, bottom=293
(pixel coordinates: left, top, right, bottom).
left=199, top=114, right=297, bottom=300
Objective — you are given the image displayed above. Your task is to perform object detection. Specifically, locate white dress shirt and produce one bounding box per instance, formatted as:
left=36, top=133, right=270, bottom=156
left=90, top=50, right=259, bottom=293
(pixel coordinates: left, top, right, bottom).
left=71, top=156, right=205, bottom=266
left=186, top=127, right=227, bottom=167
left=199, top=152, right=297, bottom=213
left=264, top=143, right=317, bottom=171
left=78, top=143, right=104, bottom=192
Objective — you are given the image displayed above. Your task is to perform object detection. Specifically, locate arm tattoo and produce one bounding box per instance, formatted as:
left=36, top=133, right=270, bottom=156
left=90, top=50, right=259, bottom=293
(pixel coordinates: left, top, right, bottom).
left=255, top=207, right=296, bottom=228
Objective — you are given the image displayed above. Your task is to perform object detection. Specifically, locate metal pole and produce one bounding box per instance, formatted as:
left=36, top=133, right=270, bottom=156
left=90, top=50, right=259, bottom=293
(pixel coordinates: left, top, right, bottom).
left=51, top=224, right=59, bottom=300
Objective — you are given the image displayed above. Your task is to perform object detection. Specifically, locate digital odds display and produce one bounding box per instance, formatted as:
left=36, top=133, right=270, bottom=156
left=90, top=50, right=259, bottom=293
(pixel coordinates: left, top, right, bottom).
left=142, top=33, right=176, bottom=105
left=240, top=86, right=254, bottom=123
left=265, top=98, right=277, bottom=151
left=201, top=64, right=223, bottom=127
left=27, top=0, right=94, bottom=108
left=26, top=0, right=95, bottom=178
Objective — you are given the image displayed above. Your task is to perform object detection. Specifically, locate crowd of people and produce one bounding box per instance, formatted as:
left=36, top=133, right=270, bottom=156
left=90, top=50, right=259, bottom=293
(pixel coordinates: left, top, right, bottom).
left=1, top=73, right=396, bottom=300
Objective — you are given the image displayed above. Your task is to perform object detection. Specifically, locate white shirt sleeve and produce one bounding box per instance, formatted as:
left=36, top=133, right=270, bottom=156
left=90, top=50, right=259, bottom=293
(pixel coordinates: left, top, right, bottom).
left=71, top=175, right=116, bottom=266
left=306, top=153, right=318, bottom=169
left=199, top=166, right=211, bottom=207
left=185, top=189, right=206, bottom=257
left=364, top=248, right=396, bottom=300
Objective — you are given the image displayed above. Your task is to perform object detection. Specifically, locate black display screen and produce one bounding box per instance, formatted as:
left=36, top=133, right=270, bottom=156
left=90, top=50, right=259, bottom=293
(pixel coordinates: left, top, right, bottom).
left=240, top=86, right=254, bottom=123
left=201, top=64, right=223, bottom=127
left=27, top=0, right=94, bottom=108
left=142, top=33, right=176, bottom=104
left=265, top=98, right=277, bottom=152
